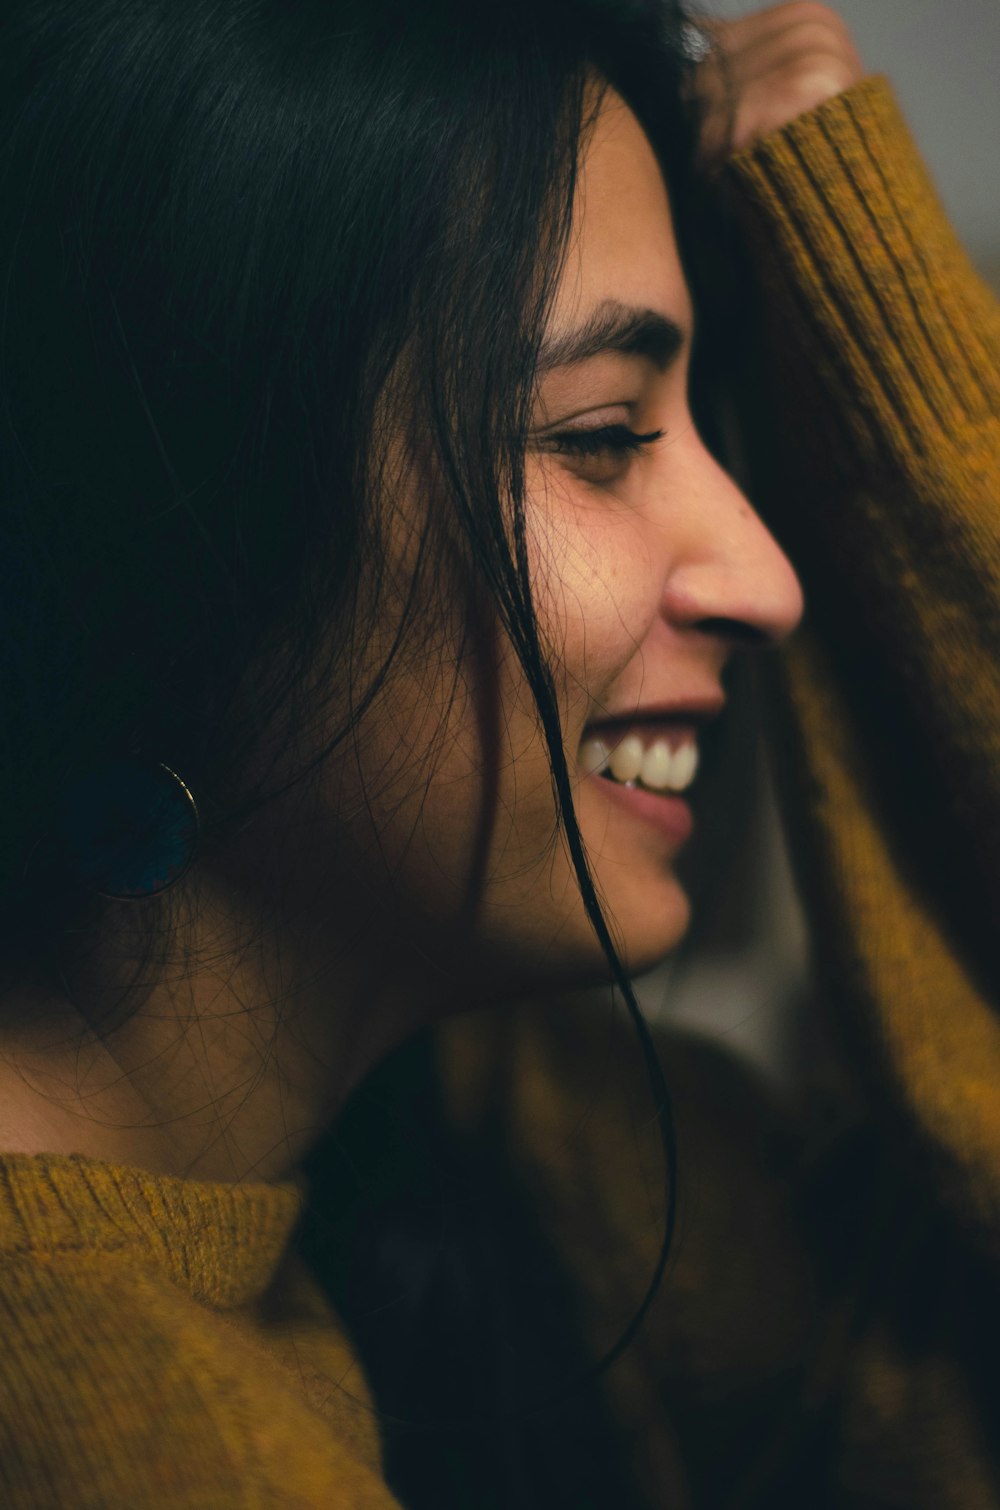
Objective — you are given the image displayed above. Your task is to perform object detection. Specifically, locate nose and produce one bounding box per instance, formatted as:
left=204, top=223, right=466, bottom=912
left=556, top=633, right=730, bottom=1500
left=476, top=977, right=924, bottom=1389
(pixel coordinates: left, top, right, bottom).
left=657, top=435, right=804, bottom=651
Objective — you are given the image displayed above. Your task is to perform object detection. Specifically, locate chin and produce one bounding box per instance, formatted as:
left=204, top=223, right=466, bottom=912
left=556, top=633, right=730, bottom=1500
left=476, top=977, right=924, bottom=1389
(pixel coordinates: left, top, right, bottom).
left=610, top=876, right=692, bottom=979
left=546, top=865, right=691, bottom=987
left=470, top=872, right=689, bottom=1003
left=572, top=770, right=695, bottom=968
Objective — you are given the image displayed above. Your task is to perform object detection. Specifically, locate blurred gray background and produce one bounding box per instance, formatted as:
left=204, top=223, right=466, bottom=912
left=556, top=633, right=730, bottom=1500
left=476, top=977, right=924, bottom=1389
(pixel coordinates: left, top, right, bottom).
left=640, top=0, right=999, bottom=1102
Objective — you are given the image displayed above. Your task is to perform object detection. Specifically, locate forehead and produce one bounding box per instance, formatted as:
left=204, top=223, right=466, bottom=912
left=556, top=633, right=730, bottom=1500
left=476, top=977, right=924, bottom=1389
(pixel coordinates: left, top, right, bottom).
left=553, top=85, right=691, bottom=331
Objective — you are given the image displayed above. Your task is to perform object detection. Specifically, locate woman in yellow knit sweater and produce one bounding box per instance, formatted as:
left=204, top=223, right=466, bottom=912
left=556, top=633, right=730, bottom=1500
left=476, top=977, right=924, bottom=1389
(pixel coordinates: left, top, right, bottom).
left=1, top=0, right=997, bottom=1503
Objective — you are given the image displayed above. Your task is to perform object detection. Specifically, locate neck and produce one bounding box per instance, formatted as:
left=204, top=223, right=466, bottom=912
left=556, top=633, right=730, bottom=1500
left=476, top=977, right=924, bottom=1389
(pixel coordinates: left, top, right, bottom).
left=0, top=869, right=474, bottom=1184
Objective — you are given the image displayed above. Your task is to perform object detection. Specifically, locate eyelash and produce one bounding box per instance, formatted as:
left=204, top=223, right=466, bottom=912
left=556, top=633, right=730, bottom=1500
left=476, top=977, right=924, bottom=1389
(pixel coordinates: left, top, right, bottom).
left=540, top=424, right=665, bottom=459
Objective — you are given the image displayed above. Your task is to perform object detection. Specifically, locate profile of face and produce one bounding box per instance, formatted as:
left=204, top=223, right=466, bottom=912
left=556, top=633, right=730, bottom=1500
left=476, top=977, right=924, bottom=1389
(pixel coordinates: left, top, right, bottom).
left=292, top=84, right=804, bottom=1009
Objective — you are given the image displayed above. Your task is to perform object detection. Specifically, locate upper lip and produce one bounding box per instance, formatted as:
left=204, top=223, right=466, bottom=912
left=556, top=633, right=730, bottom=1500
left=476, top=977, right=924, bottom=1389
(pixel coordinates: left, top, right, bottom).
left=582, top=693, right=726, bottom=733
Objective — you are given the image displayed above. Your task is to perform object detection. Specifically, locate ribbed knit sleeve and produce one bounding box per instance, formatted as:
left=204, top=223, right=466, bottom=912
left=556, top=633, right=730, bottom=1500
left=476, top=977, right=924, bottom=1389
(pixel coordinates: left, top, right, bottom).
left=724, top=78, right=1000, bottom=1257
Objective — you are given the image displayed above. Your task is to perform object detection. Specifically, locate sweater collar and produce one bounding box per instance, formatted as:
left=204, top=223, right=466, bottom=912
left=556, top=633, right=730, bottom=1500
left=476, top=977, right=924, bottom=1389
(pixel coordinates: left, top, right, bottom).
left=0, top=1151, right=303, bottom=1307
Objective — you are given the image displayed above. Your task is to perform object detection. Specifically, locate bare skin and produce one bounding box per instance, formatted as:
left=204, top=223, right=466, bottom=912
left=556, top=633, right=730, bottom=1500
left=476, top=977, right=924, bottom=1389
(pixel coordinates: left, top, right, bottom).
left=691, top=2, right=864, bottom=167
left=0, top=4, right=862, bottom=1185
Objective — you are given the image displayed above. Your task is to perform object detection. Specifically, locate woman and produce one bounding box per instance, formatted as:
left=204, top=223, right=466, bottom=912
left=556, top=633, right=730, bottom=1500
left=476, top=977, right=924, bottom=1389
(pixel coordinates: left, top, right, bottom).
left=1, top=0, right=997, bottom=1504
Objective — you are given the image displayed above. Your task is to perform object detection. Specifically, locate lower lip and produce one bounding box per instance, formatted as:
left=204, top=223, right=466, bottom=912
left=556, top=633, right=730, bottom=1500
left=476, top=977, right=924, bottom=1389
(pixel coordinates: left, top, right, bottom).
left=586, top=772, right=694, bottom=846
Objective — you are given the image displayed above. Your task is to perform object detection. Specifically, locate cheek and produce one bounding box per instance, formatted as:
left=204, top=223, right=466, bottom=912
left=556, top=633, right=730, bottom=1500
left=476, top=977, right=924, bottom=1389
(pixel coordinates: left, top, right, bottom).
left=320, top=565, right=548, bottom=908
left=526, top=473, right=663, bottom=720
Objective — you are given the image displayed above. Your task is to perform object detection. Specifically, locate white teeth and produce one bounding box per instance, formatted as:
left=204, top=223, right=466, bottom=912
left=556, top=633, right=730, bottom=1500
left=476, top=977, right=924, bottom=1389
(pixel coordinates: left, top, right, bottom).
left=578, top=737, right=611, bottom=776
left=668, top=741, right=698, bottom=791
left=607, top=734, right=644, bottom=783
left=639, top=741, right=673, bottom=790
left=578, top=731, right=700, bottom=793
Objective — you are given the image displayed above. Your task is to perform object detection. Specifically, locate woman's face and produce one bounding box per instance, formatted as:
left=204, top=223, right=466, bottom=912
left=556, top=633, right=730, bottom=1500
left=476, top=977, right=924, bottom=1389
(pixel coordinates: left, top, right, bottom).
left=316, top=85, right=804, bottom=1002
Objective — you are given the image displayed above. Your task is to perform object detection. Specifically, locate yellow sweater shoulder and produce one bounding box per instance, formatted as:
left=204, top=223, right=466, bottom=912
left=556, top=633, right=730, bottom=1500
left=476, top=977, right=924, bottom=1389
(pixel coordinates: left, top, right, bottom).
left=0, top=1153, right=397, bottom=1508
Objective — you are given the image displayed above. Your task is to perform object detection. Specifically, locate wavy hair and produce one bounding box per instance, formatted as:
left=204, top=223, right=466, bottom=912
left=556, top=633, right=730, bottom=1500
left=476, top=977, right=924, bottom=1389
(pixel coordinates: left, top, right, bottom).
left=1, top=0, right=702, bottom=1502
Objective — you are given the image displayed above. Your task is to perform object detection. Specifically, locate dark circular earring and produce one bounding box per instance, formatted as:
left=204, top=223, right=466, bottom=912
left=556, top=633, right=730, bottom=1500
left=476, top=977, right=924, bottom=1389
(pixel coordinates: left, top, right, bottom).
left=59, top=759, right=200, bottom=900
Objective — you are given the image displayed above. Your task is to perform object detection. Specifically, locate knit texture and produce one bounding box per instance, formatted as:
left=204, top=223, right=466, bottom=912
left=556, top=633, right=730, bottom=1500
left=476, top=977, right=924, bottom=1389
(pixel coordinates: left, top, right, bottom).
left=0, top=1155, right=396, bottom=1507
left=729, top=77, right=1000, bottom=1248
left=1, top=78, right=998, bottom=1507
left=723, top=76, right=1000, bottom=1506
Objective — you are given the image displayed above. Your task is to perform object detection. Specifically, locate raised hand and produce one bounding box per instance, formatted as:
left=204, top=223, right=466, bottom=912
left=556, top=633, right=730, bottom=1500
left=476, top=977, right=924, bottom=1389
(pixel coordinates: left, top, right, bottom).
left=686, top=1, right=866, bottom=168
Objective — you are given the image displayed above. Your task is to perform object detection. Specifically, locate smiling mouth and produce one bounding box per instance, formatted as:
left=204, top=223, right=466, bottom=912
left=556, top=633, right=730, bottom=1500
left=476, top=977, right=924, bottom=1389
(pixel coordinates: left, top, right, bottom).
left=577, top=726, right=699, bottom=795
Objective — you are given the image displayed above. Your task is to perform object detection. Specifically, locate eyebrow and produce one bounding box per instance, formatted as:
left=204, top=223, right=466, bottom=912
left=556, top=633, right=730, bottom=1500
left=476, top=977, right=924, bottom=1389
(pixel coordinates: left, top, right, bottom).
left=537, top=299, right=686, bottom=374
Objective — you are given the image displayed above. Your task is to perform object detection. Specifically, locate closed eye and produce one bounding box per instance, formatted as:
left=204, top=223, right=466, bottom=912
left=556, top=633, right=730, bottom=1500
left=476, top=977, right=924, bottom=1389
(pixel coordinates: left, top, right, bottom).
left=537, top=424, right=665, bottom=459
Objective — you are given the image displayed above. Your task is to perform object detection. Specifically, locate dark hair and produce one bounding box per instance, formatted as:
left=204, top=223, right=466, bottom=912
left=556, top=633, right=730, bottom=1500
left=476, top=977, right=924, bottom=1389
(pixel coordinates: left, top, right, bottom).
left=1, top=0, right=701, bottom=1502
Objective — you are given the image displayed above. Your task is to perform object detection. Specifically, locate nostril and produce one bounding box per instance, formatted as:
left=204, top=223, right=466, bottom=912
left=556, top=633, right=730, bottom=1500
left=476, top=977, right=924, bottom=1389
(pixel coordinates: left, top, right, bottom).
left=696, top=617, right=772, bottom=648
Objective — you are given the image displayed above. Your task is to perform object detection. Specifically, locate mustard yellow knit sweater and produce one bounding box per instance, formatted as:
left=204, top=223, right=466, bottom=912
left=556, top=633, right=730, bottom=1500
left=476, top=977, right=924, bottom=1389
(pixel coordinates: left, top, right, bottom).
left=2, top=79, right=998, bottom=1507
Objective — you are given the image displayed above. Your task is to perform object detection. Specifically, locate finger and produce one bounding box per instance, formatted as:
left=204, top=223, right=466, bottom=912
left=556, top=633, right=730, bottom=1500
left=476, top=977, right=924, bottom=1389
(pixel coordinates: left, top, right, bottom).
left=685, top=13, right=851, bottom=95
left=684, top=1, right=865, bottom=168
left=712, top=1, right=854, bottom=50
left=695, top=17, right=861, bottom=86
left=719, top=32, right=865, bottom=94
left=689, top=2, right=859, bottom=89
